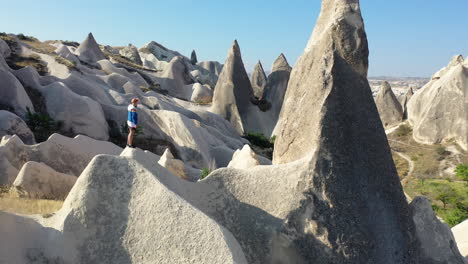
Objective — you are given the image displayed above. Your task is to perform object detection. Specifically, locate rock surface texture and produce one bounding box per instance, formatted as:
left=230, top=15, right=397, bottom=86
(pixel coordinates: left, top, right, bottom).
left=119, top=44, right=143, bottom=65
left=452, top=220, right=468, bottom=258
left=407, top=55, right=468, bottom=150
left=410, top=197, right=466, bottom=263
left=227, top=144, right=260, bottom=169
left=0, top=110, right=35, bottom=144
left=12, top=161, right=77, bottom=199
left=0, top=153, right=248, bottom=264
left=375, top=81, right=404, bottom=127
left=250, top=61, right=268, bottom=99
left=262, top=53, right=292, bottom=136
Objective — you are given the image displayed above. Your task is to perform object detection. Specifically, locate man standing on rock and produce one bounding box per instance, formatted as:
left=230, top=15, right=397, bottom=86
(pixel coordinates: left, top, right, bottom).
left=127, top=98, right=139, bottom=148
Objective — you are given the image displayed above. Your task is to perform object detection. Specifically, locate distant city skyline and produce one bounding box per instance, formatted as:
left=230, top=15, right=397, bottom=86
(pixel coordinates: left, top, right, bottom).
left=1, top=0, right=467, bottom=77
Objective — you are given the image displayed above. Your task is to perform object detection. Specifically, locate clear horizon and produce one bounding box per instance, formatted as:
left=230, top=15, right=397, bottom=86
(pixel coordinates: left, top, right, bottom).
left=1, top=0, right=467, bottom=77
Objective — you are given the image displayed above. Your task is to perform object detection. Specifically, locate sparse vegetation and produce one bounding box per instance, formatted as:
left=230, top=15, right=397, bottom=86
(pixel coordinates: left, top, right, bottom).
left=25, top=108, right=60, bottom=142
left=392, top=151, right=409, bottom=179
left=103, top=51, right=159, bottom=72
left=199, top=168, right=211, bottom=180
left=395, top=124, right=412, bottom=137
left=405, top=179, right=467, bottom=226
left=244, top=132, right=273, bottom=149
left=54, top=55, right=81, bottom=73
left=388, top=124, right=468, bottom=225
left=138, top=47, right=151, bottom=54
left=0, top=186, right=63, bottom=215
left=455, top=164, right=468, bottom=181
left=6, top=53, right=49, bottom=76
left=120, top=122, right=143, bottom=136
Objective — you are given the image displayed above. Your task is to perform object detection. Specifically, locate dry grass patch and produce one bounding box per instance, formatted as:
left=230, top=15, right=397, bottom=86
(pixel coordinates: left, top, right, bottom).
left=392, top=151, right=409, bottom=179
left=0, top=186, right=63, bottom=215
left=19, top=36, right=56, bottom=54
left=7, top=53, right=49, bottom=75
left=104, top=51, right=160, bottom=72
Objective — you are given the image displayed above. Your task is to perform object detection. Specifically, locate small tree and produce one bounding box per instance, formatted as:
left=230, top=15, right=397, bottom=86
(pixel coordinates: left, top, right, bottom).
left=435, top=186, right=456, bottom=209
left=455, top=164, right=468, bottom=181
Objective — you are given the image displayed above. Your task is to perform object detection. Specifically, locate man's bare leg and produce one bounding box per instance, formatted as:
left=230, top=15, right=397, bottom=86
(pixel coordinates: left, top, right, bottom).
left=127, top=128, right=135, bottom=147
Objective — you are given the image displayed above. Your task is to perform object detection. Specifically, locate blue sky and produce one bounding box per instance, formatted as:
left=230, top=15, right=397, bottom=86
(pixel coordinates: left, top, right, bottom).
left=1, top=0, right=467, bottom=77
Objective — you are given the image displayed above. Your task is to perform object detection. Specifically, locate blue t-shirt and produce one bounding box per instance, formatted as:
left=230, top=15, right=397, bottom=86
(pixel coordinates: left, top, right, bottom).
left=127, top=104, right=138, bottom=125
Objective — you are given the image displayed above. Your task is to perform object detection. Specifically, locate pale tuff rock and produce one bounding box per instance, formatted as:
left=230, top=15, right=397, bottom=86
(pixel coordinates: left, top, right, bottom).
left=0, top=38, right=11, bottom=57
left=401, top=86, right=414, bottom=119
left=432, top=54, right=464, bottom=80
left=158, top=148, right=189, bottom=180
left=55, top=44, right=80, bottom=65
left=97, top=59, right=148, bottom=88
left=75, top=33, right=106, bottom=63
left=13, top=67, right=110, bottom=141
left=197, top=60, right=223, bottom=77
left=119, top=44, right=143, bottom=65
left=274, top=0, right=371, bottom=164
left=0, top=110, right=35, bottom=144
left=250, top=61, right=268, bottom=98
left=407, top=55, right=468, bottom=150
left=0, top=154, right=248, bottom=264
left=452, top=220, right=468, bottom=258
left=140, top=41, right=185, bottom=62
left=211, top=40, right=264, bottom=134
left=0, top=133, right=122, bottom=185
left=12, top=161, right=77, bottom=199
left=190, top=49, right=198, bottom=65
left=102, top=45, right=119, bottom=54
left=262, top=53, right=292, bottom=136
left=190, top=83, right=213, bottom=103
left=410, top=197, right=466, bottom=263
left=375, top=81, right=404, bottom=127
left=0, top=69, right=35, bottom=118
left=227, top=144, right=260, bottom=169
left=157, top=56, right=195, bottom=100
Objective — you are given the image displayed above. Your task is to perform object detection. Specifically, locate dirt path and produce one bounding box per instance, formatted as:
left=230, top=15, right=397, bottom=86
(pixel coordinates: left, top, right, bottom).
left=395, top=151, right=414, bottom=182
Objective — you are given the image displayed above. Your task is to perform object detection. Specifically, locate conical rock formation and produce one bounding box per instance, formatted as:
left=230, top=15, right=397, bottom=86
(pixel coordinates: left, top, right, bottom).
left=75, top=33, right=106, bottom=63
left=211, top=40, right=261, bottom=134
left=375, top=81, right=404, bottom=127
left=250, top=60, right=268, bottom=98
left=262, top=53, right=292, bottom=136
left=119, top=44, right=142, bottom=65
left=407, top=55, right=468, bottom=150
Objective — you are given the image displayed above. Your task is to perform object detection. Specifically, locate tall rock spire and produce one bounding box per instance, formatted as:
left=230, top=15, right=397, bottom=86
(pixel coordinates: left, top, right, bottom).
left=250, top=60, right=267, bottom=99
left=211, top=40, right=256, bottom=134
left=272, top=0, right=422, bottom=262
left=262, top=53, right=292, bottom=136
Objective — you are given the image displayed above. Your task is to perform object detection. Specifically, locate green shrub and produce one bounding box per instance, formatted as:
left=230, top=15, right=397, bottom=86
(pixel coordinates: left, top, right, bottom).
left=199, top=168, right=211, bottom=180
left=395, top=124, right=412, bottom=137
left=443, top=208, right=468, bottom=227
left=25, top=108, right=59, bottom=142
left=244, top=132, right=273, bottom=148
left=270, top=135, right=276, bottom=144
left=17, top=33, right=35, bottom=41
left=455, top=164, right=468, bottom=181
